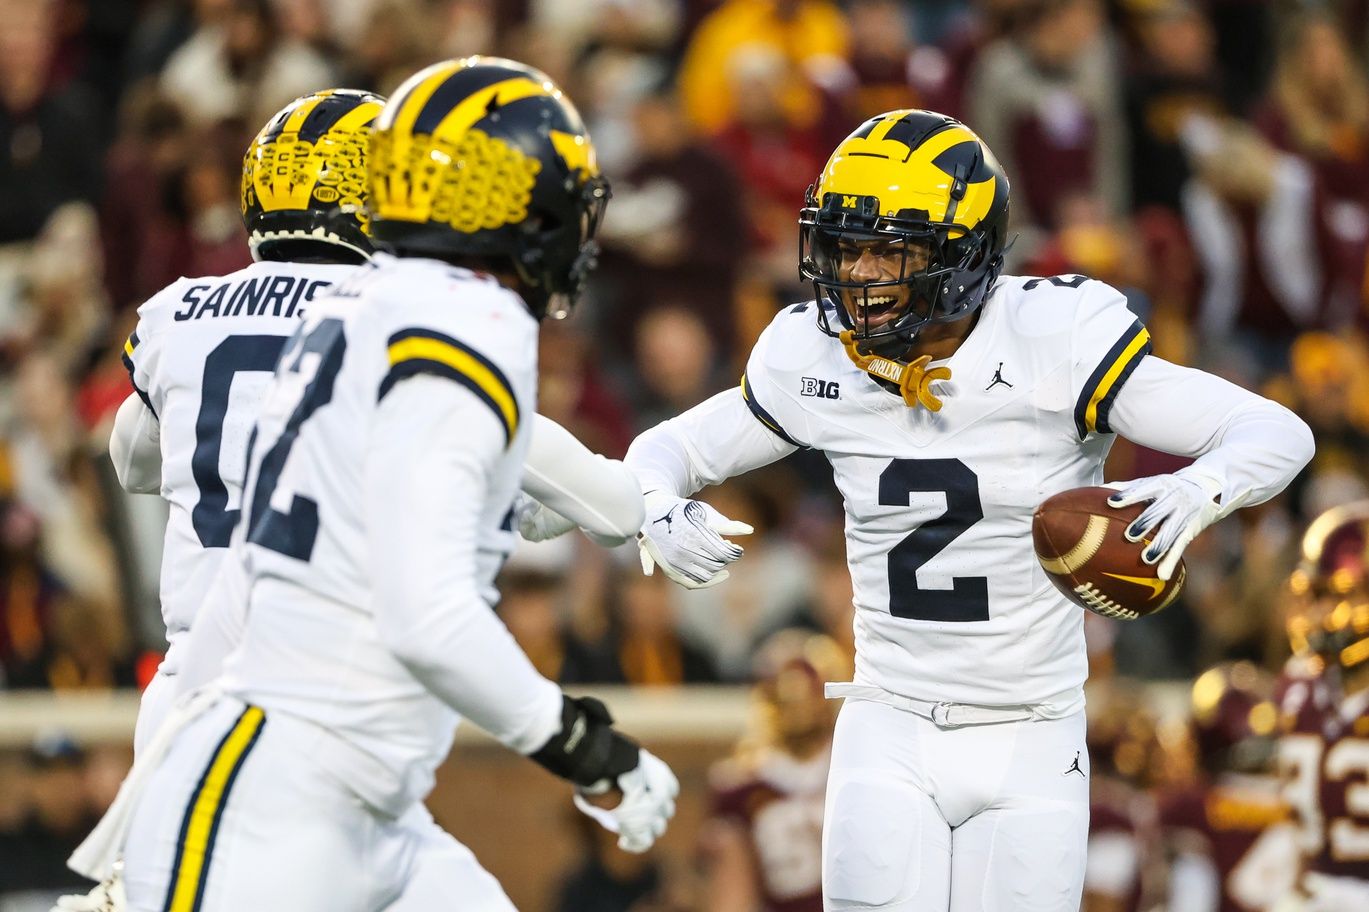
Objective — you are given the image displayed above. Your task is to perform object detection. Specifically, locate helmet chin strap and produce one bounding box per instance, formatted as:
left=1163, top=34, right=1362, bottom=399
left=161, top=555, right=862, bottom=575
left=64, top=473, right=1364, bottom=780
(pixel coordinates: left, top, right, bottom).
left=839, top=330, right=951, bottom=411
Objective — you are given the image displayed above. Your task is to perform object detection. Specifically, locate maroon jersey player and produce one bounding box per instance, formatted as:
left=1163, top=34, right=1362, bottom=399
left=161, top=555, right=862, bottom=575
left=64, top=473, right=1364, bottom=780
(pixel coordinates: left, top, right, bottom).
left=1277, top=502, right=1369, bottom=909
left=1158, top=662, right=1295, bottom=912
left=700, top=632, right=849, bottom=912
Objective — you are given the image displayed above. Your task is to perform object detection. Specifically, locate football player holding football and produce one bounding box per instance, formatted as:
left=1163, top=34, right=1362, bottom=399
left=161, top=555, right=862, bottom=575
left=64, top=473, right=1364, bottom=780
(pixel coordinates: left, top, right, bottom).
left=625, top=109, right=1313, bottom=910
left=72, top=59, right=676, bottom=912
left=1276, top=502, right=1369, bottom=910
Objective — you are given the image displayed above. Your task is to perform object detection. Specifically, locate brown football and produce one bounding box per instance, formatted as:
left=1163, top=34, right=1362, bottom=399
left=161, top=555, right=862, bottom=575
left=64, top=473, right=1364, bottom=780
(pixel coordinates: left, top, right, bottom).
left=1032, top=486, right=1185, bottom=621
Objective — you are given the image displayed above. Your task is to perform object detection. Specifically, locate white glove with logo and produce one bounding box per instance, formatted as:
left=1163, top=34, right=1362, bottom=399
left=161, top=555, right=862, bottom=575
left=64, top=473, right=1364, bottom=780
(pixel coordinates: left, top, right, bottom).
left=637, top=492, right=753, bottom=589
left=1108, top=473, right=1223, bottom=581
left=573, top=749, right=680, bottom=853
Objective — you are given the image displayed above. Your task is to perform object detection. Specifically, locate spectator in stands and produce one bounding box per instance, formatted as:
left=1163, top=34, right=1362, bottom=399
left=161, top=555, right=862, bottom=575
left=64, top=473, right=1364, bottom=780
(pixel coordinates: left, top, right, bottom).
left=609, top=567, right=718, bottom=687
left=99, top=87, right=249, bottom=311
left=1256, top=11, right=1369, bottom=328
left=1271, top=332, right=1369, bottom=515
left=537, top=317, right=635, bottom=458
left=827, top=0, right=922, bottom=131
left=552, top=811, right=671, bottom=912
left=1180, top=116, right=1322, bottom=373
left=1082, top=688, right=1158, bottom=912
left=23, top=203, right=109, bottom=378
left=1123, top=0, right=1226, bottom=214
left=0, top=0, right=104, bottom=245
left=677, top=0, right=849, bottom=136
left=99, top=86, right=191, bottom=311
left=335, top=0, right=432, bottom=96
left=158, top=0, right=335, bottom=134
left=709, top=45, right=827, bottom=292
left=597, top=86, right=748, bottom=362
left=793, top=528, right=857, bottom=667
left=497, top=565, right=617, bottom=685
left=967, top=0, right=1127, bottom=239
left=912, top=0, right=1032, bottom=122
left=1022, top=192, right=1148, bottom=304
left=674, top=478, right=812, bottom=681
left=626, top=307, right=730, bottom=434
left=1205, top=0, right=1275, bottom=115
left=0, top=733, right=100, bottom=898
left=0, top=500, right=72, bottom=690
left=8, top=351, right=125, bottom=625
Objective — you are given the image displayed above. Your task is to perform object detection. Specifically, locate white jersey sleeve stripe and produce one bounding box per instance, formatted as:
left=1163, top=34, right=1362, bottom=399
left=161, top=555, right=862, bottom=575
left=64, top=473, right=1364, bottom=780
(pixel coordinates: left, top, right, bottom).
left=121, top=330, right=157, bottom=418
left=378, top=327, right=520, bottom=443
left=1074, top=319, right=1151, bottom=439
left=740, top=373, right=807, bottom=448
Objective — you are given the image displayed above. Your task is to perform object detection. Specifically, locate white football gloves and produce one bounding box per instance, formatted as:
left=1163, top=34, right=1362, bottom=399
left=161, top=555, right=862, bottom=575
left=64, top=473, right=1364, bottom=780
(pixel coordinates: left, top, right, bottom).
left=1108, top=473, right=1223, bottom=581
left=513, top=493, right=636, bottom=548
left=52, top=864, right=125, bottom=911
left=573, top=749, right=680, bottom=853
left=637, top=492, right=753, bottom=589
left=514, top=492, right=578, bottom=542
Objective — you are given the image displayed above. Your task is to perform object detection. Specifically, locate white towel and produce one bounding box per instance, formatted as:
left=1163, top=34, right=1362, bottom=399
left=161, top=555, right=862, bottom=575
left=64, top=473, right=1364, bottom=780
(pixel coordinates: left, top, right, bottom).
left=67, top=687, right=223, bottom=881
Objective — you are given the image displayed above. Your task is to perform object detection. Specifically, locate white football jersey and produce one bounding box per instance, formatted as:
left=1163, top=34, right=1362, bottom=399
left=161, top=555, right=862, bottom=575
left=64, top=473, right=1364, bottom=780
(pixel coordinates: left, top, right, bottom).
left=221, top=254, right=536, bottom=811
left=740, top=276, right=1150, bottom=707
left=123, top=260, right=355, bottom=645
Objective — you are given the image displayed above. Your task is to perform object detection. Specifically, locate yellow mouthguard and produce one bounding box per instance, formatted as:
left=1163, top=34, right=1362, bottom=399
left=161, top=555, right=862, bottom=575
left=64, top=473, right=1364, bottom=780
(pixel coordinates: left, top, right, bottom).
left=839, top=330, right=952, bottom=411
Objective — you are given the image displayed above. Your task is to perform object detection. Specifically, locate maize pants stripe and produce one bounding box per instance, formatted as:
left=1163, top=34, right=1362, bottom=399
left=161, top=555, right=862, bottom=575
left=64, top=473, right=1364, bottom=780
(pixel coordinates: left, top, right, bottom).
left=162, top=705, right=266, bottom=912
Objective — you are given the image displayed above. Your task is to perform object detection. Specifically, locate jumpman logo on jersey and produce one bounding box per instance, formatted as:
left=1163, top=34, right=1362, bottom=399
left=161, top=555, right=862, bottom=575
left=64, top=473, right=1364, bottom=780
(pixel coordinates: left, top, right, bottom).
left=985, top=362, right=1013, bottom=391
left=1062, top=751, right=1086, bottom=778
left=653, top=506, right=679, bottom=533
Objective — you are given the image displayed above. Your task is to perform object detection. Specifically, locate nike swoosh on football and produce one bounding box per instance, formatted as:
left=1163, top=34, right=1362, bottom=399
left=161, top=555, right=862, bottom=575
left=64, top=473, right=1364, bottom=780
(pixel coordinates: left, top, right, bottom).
left=1101, top=572, right=1165, bottom=600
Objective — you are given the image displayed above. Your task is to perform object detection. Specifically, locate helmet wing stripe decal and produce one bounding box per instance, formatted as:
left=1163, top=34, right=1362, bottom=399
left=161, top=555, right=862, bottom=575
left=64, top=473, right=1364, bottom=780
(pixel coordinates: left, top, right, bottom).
left=907, top=126, right=979, bottom=167
left=384, top=62, right=460, bottom=132
left=413, top=68, right=544, bottom=135
left=383, top=63, right=463, bottom=207
left=294, top=94, right=373, bottom=145
left=328, top=99, right=382, bottom=136
left=264, top=95, right=328, bottom=207
left=429, top=78, right=549, bottom=143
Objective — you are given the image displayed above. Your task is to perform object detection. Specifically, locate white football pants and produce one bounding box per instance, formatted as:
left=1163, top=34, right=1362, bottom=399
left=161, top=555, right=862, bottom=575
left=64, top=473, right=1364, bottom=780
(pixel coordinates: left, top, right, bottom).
left=822, top=697, right=1089, bottom=911
left=122, top=698, right=515, bottom=912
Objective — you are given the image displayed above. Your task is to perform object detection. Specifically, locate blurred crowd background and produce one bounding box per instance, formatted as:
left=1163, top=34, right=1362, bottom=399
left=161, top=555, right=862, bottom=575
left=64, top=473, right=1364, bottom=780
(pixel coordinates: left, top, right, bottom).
left=0, top=0, right=1366, bottom=908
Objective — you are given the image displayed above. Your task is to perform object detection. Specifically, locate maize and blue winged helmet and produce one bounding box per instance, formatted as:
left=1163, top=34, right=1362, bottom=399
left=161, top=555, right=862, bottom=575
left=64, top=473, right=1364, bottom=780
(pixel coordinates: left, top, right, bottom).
left=800, top=110, right=1010, bottom=346
left=242, top=89, right=387, bottom=263
left=366, top=56, right=610, bottom=320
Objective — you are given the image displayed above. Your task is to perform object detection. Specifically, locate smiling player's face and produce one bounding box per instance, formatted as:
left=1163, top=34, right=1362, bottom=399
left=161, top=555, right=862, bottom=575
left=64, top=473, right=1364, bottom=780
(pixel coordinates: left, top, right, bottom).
left=836, top=237, right=930, bottom=333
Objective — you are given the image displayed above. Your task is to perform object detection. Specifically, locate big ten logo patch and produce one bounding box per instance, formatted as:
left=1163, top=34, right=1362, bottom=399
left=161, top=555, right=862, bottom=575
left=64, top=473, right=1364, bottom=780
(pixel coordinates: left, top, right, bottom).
left=800, top=377, right=840, bottom=399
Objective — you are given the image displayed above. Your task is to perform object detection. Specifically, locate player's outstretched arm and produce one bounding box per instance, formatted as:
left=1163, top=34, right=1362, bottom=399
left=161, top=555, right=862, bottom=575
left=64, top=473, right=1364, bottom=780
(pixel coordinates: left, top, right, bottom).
left=109, top=392, right=161, bottom=493
left=367, top=376, right=676, bottom=851
left=1107, top=357, right=1314, bottom=580
left=625, top=388, right=795, bottom=589
left=514, top=414, right=645, bottom=546
left=368, top=374, right=567, bottom=748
